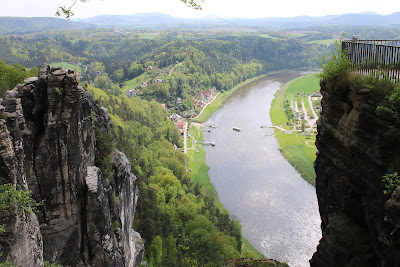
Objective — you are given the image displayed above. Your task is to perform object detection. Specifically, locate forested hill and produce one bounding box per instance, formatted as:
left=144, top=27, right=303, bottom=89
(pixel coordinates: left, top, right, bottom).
left=0, top=30, right=328, bottom=115
left=0, top=17, right=94, bottom=35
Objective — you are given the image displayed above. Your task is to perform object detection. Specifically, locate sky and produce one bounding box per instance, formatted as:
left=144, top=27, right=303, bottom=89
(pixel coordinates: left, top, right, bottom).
left=0, top=0, right=399, bottom=19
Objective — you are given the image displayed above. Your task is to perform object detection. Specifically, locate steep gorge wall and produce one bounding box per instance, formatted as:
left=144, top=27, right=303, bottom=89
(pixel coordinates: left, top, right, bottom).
left=311, top=80, right=400, bottom=266
left=0, top=64, right=144, bottom=266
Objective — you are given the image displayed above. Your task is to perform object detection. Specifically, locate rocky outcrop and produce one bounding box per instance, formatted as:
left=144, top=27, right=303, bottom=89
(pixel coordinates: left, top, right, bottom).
left=311, top=80, right=400, bottom=266
left=0, top=64, right=144, bottom=266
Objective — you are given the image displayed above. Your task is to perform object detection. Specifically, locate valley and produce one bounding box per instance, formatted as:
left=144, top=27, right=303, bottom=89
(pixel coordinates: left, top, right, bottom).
left=1, top=12, right=400, bottom=266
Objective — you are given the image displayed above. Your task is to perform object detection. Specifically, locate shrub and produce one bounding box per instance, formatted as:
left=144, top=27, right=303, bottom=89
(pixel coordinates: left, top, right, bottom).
left=318, top=38, right=351, bottom=97
left=94, top=128, right=115, bottom=180
left=382, top=172, right=400, bottom=195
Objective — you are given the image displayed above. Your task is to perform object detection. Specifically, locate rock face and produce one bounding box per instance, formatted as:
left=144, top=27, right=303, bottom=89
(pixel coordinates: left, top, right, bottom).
left=0, top=64, right=144, bottom=266
left=311, top=81, right=400, bottom=266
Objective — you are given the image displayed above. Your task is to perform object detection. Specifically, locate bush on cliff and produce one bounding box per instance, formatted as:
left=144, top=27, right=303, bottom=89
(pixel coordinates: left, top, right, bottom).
left=318, top=38, right=351, bottom=97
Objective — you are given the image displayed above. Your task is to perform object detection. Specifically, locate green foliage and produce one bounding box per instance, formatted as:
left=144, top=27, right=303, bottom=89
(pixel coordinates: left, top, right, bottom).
left=54, top=87, right=63, bottom=95
left=283, top=99, right=293, bottom=121
left=0, top=183, right=41, bottom=262
left=0, top=183, right=41, bottom=214
left=346, top=69, right=398, bottom=101
left=43, top=261, right=65, bottom=267
left=94, top=128, right=115, bottom=180
left=0, top=261, right=14, bottom=267
left=382, top=172, right=400, bottom=195
left=0, top=59, right=38, bottom=97
left=318, top=38, right=351, bottom=96
left=113, top=219, right=121, bottom=231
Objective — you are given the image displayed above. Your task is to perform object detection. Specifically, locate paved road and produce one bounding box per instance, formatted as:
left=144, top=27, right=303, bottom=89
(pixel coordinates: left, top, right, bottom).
left=193, top=92, right=220, bottom=119
left=308, top=95, right=319, bottom=120
left=183, top=121, right=188, bottom=154
left=169, top=62, right=183, bottom=75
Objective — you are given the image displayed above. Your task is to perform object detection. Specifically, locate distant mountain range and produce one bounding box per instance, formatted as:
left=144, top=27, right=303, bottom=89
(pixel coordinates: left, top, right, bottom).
left=80, top=12, right=400, bottom=28
left=1, top=12, right=400, bottom=35
left=0, top=17, right=94, bottom=35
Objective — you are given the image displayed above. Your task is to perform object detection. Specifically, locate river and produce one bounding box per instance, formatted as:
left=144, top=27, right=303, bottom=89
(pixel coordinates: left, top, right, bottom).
left=203, top=71, right=322, bottom=267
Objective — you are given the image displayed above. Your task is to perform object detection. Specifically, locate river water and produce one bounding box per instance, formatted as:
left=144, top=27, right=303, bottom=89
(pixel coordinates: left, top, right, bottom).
left=203, top=71, right=322, bottom=267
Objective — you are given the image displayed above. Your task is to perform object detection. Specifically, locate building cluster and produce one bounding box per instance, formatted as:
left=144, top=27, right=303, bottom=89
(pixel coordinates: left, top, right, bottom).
left=168, top=113, right=184, bottom=135
left=194, top=86, right=216, bottom=109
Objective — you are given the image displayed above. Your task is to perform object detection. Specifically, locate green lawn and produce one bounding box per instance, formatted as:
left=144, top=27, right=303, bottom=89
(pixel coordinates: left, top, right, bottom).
left=275, top=132, right=316, bottom=185
left=186, top=136, right=193, bottom=149
left=121, top=73, right=151, bottom=92
left=270, top=74, right=320, bottom=185
left=270, top=94, right=290, bottom=128
left=187, top=124, right=216, bottom=194
left=50, top=62, right=82, bottom=73
left=285, top=74, right=320, bottom=95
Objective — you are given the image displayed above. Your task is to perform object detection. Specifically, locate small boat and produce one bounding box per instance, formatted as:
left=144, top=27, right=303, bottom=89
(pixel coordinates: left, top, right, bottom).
left=233, top=127, right=241, bottom=132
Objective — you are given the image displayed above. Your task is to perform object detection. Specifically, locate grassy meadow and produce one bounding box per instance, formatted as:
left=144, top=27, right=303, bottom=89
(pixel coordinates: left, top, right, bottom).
left=270, top=73, right=321, bottom=185
left=50, top=62, right=82, bottom=73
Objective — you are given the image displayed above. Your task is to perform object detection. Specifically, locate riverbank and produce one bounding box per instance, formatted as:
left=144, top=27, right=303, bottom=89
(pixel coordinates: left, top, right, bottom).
left=194, top=68, right=315, bottom=123
left=193, top=75, right=268, bottom=123
left=269, top=74, right=320, bottom=185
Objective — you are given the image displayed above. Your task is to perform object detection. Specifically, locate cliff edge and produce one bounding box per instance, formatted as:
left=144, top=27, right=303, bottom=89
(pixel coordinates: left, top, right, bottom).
left=311, top=79, right=400, bottom=266
left=0, top=64, right=144, bottom=266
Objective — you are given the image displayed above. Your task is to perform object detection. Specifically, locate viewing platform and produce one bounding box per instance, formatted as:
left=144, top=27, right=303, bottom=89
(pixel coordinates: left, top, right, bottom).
left=342, top=37, right=400, bottom=84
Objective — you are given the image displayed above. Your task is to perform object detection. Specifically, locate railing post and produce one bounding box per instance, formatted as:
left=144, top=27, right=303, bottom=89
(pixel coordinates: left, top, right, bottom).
left=350, top=36, right=358, bottom=68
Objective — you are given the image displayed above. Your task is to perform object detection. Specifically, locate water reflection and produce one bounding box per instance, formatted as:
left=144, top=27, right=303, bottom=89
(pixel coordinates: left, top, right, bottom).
left=204, top=72, right=321, bottom=267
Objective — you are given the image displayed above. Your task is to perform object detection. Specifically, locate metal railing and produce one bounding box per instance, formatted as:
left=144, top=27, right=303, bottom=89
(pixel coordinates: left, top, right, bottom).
left=342, top=37, right=400, bottom=83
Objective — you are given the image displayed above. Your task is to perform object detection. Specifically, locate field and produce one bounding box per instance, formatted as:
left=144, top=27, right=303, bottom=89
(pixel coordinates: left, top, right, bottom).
left=275, top=132, right=317, bottom=185
left=187, top=124, right=217, bottom=196
left=50, top=62, right=82, bottom=73
left=121, top=72, right=152, bottom=92
left=307, top=39, right=337, bottom=46
left=285, top=73, right=320, bottom=94
left=270, top=73, right=321, bottom=185
left=259, top=33, right=282, bottom=40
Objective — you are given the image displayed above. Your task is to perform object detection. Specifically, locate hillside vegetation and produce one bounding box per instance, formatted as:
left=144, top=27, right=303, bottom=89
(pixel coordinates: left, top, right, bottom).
left=0, top=29, right=329, bottom=115
left=88, top=86, right=247, bottom=266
